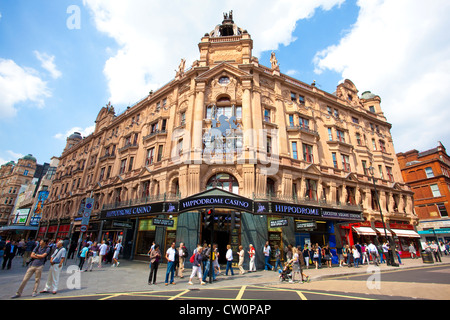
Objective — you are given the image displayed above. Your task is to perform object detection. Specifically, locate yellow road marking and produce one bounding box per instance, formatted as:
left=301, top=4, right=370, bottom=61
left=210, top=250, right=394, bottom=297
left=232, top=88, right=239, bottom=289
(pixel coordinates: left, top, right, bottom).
left=168, top=289, right=190, bottom=300
left=235, top=285, right=247, bottom=300
left=296, top=291, right=308, bottom=300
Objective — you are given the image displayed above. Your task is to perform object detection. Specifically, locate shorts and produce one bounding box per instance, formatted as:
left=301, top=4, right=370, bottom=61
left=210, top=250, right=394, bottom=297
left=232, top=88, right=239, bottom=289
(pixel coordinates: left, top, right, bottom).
left=113, top=251, right=119, bottom=259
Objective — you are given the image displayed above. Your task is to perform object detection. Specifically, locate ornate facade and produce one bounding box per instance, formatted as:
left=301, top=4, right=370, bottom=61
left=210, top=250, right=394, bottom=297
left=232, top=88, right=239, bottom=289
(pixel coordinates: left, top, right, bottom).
left=42, top=13, right=418, bottom=265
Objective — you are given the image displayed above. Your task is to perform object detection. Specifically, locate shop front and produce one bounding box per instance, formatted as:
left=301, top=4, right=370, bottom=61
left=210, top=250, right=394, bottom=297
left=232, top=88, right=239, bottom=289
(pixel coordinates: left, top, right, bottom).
left=388, top=222, right=421, bottom=258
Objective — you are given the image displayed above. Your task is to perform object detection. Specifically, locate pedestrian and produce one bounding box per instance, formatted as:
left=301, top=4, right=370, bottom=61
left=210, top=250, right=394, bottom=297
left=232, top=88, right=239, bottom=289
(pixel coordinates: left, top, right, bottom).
left=23, top=238, right=36, bottom=267
left=178, top=242, right=188, bottom=278
left=395, top=245, right=403, bottom=265
left=17, top=239, right=25, bottom=257
left=225, top=245, right=234, bottom=276
left=0, top=237, right=5, bottom=268
left=248, top=244, right=256, bottom=272
left=238, top=245, right=245, bottom=274
left=439, top=241, right=447, bottom=255
left=148, top=244, right=161, bottom=285
left=361, top=243, right=369, bottom=265
left=202, top=244, right=216, bottom=282
left=378, top=243, right=385, bottom=264
left=287, top=247, right=300, bottom=283
left=40, top=240, right=66, bottom=295
left=2, top=240, right=18, bottom=270
left=212, top=244, right=220, bottom=276
left=352, top=245, right=360, bottom=268
left=367, top=242, right=379, bottom=265
left=86, top=241, right=99, bottom=272
left=430, top=241, right=442, bottom=262
left=315, top=243, right=322, bottom=268
left=189, top=246, right=205, bottom=285
left=112, top=240, right=122, bottom=267
left=302, top=244, right=310, bottom=269
left=11, top=239, right=51, bottom=298
left=148, top=241, right=156, bottom=269
left=285, top=244, right=293, bottom=262
left=344, top=244, right=353, bottom=267
left=68, top=240, right=77, bottom=259
left=263, top=241, right=273, bottom=271
left=323, top=244, right=332, bottom=268
left=98, top=240, right=108, bottom=268
left=106, top=240, right=114, bottom=264
left=274, top=245, right=282, bottom=271
left=313, top=247, right=320, bottom=269
left=165, top=242, right=177, bottom=285
left=78, top=244, right=89, bottom=271
left=408, top=243, right=417, bottom=259
left=336, top=246, right=344, bottom=267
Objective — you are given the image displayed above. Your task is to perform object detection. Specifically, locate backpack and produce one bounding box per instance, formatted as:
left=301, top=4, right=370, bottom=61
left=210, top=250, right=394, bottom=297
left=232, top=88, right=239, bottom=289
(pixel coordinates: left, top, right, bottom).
left=189, top=253, right=195, bottom=263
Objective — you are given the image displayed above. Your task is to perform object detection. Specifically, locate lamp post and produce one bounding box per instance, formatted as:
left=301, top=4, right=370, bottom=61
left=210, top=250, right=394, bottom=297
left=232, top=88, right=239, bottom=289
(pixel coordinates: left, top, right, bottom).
left=368, top=166, right=399, bottom=267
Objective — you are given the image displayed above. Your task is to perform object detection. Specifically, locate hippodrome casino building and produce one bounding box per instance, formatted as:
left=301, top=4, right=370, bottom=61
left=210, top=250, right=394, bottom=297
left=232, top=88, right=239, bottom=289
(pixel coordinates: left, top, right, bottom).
left=41, top=13, right=419, bottom=267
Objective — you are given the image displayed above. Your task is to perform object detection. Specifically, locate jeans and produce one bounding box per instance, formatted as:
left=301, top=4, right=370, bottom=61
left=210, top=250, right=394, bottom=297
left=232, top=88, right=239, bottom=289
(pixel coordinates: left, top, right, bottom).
left=354, top=257, right=360, bottom=268
left=275, top=258, right=282, bottom=270
left=149, top=261, right=159, bottom=284
left=202, top=260, right=216, bottom=281
left=380, top=253, right=385, bottom=263
left=264, top=256, right=272, bottom=270
left=226, top=261, right=234, bottom=275
left=396, top=253, right=402, bottom=264
left=165, top=261, right=175, bottom=284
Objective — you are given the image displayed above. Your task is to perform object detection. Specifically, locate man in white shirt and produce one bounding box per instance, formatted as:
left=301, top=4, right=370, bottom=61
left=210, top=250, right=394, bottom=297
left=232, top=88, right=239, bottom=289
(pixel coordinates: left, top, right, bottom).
left=367, top=242, right=379, bottom=265
left=98, top=241, right=108, bottom=268
left=165, top=242, right=177, bottom=285
left=40, top=240, right=66, bottom=294
left=112, top=240, right=122, bottom=267
left=263, top=241, right=273, bottom=271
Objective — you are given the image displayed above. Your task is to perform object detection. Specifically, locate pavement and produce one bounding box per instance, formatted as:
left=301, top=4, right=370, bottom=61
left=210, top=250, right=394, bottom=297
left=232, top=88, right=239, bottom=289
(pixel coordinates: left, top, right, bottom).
left=1, top=254, right=449, bottom=300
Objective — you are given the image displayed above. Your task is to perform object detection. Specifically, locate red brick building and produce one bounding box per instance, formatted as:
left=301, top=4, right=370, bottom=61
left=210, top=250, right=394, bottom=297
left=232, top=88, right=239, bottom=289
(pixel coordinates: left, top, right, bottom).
left=397, top=142, right=450, bottom=245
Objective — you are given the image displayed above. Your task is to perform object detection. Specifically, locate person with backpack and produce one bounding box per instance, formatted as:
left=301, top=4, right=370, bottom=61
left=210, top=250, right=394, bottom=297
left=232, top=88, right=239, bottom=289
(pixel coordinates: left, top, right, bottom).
left=11, top=239, right=51, bottom=298
left=189, top=246, right=205, bottom=285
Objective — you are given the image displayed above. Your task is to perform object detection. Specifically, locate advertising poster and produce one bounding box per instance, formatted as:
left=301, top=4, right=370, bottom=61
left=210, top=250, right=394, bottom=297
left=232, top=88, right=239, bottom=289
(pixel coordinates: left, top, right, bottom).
left=30, top=191, right=49, bottom=226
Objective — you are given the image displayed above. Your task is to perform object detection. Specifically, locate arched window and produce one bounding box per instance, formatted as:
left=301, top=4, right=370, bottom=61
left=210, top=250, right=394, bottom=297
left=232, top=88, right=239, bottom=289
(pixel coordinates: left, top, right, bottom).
left=206, top=173, right=239, bottom=194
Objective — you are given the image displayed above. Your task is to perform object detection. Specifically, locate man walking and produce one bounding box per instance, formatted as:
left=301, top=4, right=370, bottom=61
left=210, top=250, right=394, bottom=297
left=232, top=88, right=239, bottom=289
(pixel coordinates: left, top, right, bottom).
left=98, top=240, right=107, bottom=268
left=11, top=239, right=51, bottom=298
left=112, top=240, right=122, bottom=267
left=178, top=242, right=187, bottom=278
left=367, top=242, right=379, bottom=266
left=430, top=241, right=442, bottom=262
left=40, top=240, right=66, bottom=294
left=263, top=241, right=273, bottom=271
left=3, top=240, right=18, bottom=270
left=165, top=242, right=176, bottom=285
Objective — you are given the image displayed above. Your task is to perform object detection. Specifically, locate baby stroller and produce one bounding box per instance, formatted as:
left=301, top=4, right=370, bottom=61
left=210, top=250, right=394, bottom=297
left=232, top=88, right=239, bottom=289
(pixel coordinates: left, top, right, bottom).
left=279, top=261, right=293, bottom=282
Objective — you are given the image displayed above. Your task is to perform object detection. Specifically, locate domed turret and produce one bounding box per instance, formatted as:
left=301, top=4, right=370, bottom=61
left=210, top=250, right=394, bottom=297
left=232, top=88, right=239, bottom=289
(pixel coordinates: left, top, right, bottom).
left=21, top=154, right=37, bottom=162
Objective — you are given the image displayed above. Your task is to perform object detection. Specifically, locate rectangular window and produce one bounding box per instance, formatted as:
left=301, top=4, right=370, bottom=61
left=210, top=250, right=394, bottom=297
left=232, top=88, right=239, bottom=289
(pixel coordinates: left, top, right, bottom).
left=352, top=117, right=359, bottom=124
left=106, top=166, right=112, bottom=179
left=99, top=167, right=105, bottom=181
left=264, top=109, right=271, bottom=122
left=151, top=122, right=159, bottom=133
left=431, top=184, right=441, bottom=197
left=336, top=130, right=345, bottom=143
left=24, top=170, right=29, bottom=176
left=379, top=140, right=386, bottom=153
left=334, top=109, right=340, bottom=118
left=332, top=152, right=338, bottom=168
left=369, top=106, right=376, bottom=113
left=303, top=143, right=314, bottom=163
left=119, top=159, right=127, bottom=175
left=386, top=166, right=394, bottom=182
left=292, top=142, right=298, bottom=160
left=291, top=92, right=297, bottom=102
left=161, top=119, right=167, bottom=132
left=328, top=128, right=333, bottom=141
left=437, top=204, right=448, bottom=217
left=327, top=106, right=332, bottom=115
left=356, top=133, right=362, bottom=146
left=299, top=95, right=305, bottom=104
left=362, top=160, right=368, bottom=175
left=372, top=139, right=377, bottom=151
left=177, top=139, right=183, bottom=156
left=289, top=114, right=294, bottom=127
left=267, top=136, right=272, bottom=154
left=206, top=106, right=213, bottom=119
left=378, top=165, right=384, bottom=179
left=425, top=167, right=434, bottom=178
left=341, top=154, right=351, bottom=172
left=146, top=148, right=155, bottom=166
left=299, top=117, right=309, bottom=129
left=157, top=145, right=163, bottom=162
left=180, top=112, right=186, bottom=125
left=305, top=179, right=317, bottom=200
left=128, top=157, right=134, bottom=171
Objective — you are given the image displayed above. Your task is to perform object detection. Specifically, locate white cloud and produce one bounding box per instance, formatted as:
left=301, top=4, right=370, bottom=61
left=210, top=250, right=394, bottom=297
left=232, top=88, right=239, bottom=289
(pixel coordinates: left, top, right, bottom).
left=54, top=125, right=95, bottom=141
left=82, top=0, right=344, bottom=106
left=0, top=58, right=51, bottom=118
left=313, top=0, right=450, bottom=152
left=0, top=150, right=24, bottom=166
left=34, top=51, right=62, bottom=79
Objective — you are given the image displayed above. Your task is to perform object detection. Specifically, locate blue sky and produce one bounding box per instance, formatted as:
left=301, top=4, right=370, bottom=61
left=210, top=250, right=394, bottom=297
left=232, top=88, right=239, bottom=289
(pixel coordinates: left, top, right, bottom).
left=1, top=0, right=449, bottom=166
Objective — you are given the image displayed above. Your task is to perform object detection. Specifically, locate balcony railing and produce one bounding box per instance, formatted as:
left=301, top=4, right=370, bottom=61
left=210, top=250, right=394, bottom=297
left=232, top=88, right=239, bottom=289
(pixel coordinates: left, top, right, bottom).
left=286, top=125, right=319, bottom=136
left=118, top=143, right=138, bottom=153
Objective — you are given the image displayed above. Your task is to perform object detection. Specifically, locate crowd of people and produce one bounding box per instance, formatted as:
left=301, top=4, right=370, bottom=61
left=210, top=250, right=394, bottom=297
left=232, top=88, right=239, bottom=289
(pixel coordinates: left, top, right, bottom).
left=2, top=235, right=449, bottom=298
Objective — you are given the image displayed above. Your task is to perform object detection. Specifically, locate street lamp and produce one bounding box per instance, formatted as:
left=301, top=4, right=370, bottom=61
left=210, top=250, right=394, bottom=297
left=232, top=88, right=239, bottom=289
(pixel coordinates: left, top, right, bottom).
left=368, top=166, right=399, bottom=267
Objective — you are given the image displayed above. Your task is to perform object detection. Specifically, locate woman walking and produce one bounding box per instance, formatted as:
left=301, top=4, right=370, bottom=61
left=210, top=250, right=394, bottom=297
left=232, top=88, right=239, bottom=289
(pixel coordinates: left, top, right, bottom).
left=312, top=246, right=320, bottom=269
left=225, top=245, right=234, bottom=276
left=189, top=246, right=205, bottom=285
left=248, top=244, right=256, bottom=272
left=148, top=244, right=161, bottom=285
left=78, top=244, right=89, bottom=271
left=323, top=244, right=332, bottom=268
left=352, top=245, right=360, bottom=268
left=274, top=245, right=282, bottom=271
left=302, top=245, right=310, bottom=269
left=238, top=245, right=245, bottom=274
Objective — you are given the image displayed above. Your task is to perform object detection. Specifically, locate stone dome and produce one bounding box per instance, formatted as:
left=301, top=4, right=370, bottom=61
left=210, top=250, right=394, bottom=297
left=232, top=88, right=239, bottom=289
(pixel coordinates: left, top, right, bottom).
left=21, top=154, right=37, bottom=162
left=68, top=132, right=83, bottom=140
left=361, top=91, right=377, bottom=100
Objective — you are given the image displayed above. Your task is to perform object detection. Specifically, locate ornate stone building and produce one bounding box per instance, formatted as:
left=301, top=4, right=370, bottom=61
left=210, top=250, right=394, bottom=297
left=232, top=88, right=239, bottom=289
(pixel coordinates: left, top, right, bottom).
left=42, top=13, right=418, bottom=265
